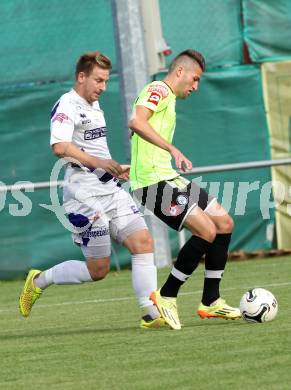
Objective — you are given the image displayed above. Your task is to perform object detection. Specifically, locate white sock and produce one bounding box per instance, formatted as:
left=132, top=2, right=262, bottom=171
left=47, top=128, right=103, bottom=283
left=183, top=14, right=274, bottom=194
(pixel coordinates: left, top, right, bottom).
left=171, top=266, right=191, bottom=282
left=35, top=260, right=93, bottom=289
left=131, top=253, right=159, bottom=318
left=204, top=269, right=224, bottom=279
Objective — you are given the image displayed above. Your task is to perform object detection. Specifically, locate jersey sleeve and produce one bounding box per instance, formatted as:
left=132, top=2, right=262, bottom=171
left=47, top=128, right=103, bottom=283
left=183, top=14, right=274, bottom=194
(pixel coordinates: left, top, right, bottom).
left=134, top=82, right=170, bottom=113
left=50, top=95, right=75, bottom=145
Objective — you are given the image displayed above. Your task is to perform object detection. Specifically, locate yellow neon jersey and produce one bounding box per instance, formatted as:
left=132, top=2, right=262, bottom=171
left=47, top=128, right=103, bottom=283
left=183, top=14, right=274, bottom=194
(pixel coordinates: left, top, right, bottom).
left=130, top=81, right=179, bottom=190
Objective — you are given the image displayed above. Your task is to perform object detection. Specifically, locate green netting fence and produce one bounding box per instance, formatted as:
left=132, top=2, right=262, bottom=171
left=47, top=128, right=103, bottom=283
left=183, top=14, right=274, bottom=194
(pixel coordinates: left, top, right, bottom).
left=160, top=0, right=243, bottom=69
left=2, top=0, right=290, bottom=279
left=0, top=0, right=116, bottom=86
left=242, top=0, right=291, bottom=62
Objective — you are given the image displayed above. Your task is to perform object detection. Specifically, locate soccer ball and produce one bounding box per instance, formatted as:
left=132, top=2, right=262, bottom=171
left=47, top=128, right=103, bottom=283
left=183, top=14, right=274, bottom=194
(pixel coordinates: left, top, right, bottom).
left=240, top=288, right=278, bottom=323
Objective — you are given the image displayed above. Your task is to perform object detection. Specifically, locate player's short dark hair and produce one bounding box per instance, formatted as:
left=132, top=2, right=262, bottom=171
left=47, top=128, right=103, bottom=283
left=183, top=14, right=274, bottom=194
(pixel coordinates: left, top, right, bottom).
left=75, top=51, right=112, bottom=78
left=169, top=49, right=206, bottom=72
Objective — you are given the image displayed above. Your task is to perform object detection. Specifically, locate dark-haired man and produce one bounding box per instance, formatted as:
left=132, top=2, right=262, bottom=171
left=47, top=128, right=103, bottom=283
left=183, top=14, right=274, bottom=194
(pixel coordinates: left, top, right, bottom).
left=19, top=51, right=166, bottom=329
left=129, top=49, right=241, bottom=329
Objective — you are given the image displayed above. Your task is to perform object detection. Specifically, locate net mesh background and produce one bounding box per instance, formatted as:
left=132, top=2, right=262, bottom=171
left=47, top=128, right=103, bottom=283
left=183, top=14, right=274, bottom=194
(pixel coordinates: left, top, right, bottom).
left=1, top=0, right=291, bottom=277
left=0, top=0, right=117, bottom=86
left=160, top=0, right=243, bottom=69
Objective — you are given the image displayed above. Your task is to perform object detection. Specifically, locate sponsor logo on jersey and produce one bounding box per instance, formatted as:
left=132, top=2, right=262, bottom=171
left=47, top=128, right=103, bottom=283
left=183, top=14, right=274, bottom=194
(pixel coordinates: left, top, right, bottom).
left=52, top=113, right=69, bottom=123
left=147, top=91, right=162, bottom=106
left=84, top=127, right=107, bottom=140
left=147, top=84, right=169, bottom=98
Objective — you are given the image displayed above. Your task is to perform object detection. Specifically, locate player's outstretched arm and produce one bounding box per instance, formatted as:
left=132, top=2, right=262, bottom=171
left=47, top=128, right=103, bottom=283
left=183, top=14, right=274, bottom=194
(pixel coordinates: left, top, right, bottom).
left=52, top=142, right=123, bottom=177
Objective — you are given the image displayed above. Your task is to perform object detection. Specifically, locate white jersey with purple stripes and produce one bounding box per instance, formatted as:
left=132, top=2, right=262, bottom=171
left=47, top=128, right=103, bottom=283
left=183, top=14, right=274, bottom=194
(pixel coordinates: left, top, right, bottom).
left=50, top=88, right=120, bottom=196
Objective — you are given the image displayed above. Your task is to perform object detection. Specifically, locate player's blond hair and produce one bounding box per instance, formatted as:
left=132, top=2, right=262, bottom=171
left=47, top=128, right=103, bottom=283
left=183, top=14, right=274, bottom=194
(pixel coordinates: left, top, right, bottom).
left=75, top=51, right=112, bottom=78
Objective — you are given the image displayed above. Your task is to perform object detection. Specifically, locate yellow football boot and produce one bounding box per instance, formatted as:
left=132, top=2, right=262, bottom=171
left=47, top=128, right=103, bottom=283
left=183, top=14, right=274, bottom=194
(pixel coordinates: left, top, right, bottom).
left=19, top=269, right=42, bottom=317
left=150, top=290, right=181, bottom=330
left=197, top=298, right=241, bottom=320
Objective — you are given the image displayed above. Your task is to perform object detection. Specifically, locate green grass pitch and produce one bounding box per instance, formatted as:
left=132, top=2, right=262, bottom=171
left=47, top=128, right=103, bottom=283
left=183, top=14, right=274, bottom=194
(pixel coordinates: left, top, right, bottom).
left=0, top=256, right=290, bottom=390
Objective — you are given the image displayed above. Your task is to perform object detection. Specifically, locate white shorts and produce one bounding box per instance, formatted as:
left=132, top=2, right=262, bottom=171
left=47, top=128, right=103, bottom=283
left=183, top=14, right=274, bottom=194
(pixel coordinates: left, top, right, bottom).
left=64, top=186, right=147, bottom=258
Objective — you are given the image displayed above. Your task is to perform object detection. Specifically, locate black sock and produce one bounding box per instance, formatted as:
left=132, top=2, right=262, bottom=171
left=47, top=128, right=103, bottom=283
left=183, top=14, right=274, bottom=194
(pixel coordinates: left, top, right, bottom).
left=202, top=233, right=232, bottom=305
left=202, top=278, right=221, bottom=306
left=160, top=235, right=211, bottom=298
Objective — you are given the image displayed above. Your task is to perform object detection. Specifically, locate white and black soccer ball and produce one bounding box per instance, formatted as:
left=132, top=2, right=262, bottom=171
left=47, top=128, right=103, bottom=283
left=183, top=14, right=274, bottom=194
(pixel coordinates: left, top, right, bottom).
left=240, top=288, right=278, bottom=323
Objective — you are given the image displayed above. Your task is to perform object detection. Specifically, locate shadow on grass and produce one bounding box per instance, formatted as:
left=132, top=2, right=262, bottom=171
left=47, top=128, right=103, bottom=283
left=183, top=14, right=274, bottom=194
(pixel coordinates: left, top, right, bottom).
left=0, top=321, right=245, bottom=341
left=181, top=318, right=245, bottom=328
left=0, top=324, right=140, bottom=341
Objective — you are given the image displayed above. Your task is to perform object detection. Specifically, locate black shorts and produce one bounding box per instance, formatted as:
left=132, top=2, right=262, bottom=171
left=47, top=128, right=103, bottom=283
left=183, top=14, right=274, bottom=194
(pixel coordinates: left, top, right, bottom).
left=133, top=176, right=215, bottom=231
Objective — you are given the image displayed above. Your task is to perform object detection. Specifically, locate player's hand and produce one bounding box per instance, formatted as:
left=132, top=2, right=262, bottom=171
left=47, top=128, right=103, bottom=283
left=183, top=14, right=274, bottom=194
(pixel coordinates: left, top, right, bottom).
left=118, top=164, right=130, bottom=181
left=170, top=146, right=192, bottom=172
left=97, top=159, right=123, bottom=177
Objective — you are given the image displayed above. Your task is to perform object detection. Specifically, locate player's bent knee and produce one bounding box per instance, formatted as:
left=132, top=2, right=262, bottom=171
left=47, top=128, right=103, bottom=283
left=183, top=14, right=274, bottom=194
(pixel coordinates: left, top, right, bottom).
left=203, top=223, right=217, bottom=242
left=86, top=257, right=110, bottom=281
left=89, top=265, right=110, bottom=281
left=226, top=214, right=234, bottom=232
left=188, top=221, right=216, bottom=242
left=123, top=229, right=154, bottom=253
left=136, top=233, right=154, bottom=252
left=219, top=214, right=234, bottom=233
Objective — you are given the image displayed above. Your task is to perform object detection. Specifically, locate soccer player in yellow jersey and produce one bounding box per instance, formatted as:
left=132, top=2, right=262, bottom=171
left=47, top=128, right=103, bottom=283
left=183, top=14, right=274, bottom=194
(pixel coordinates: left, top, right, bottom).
left=129, top=49, right=241, bottom=329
